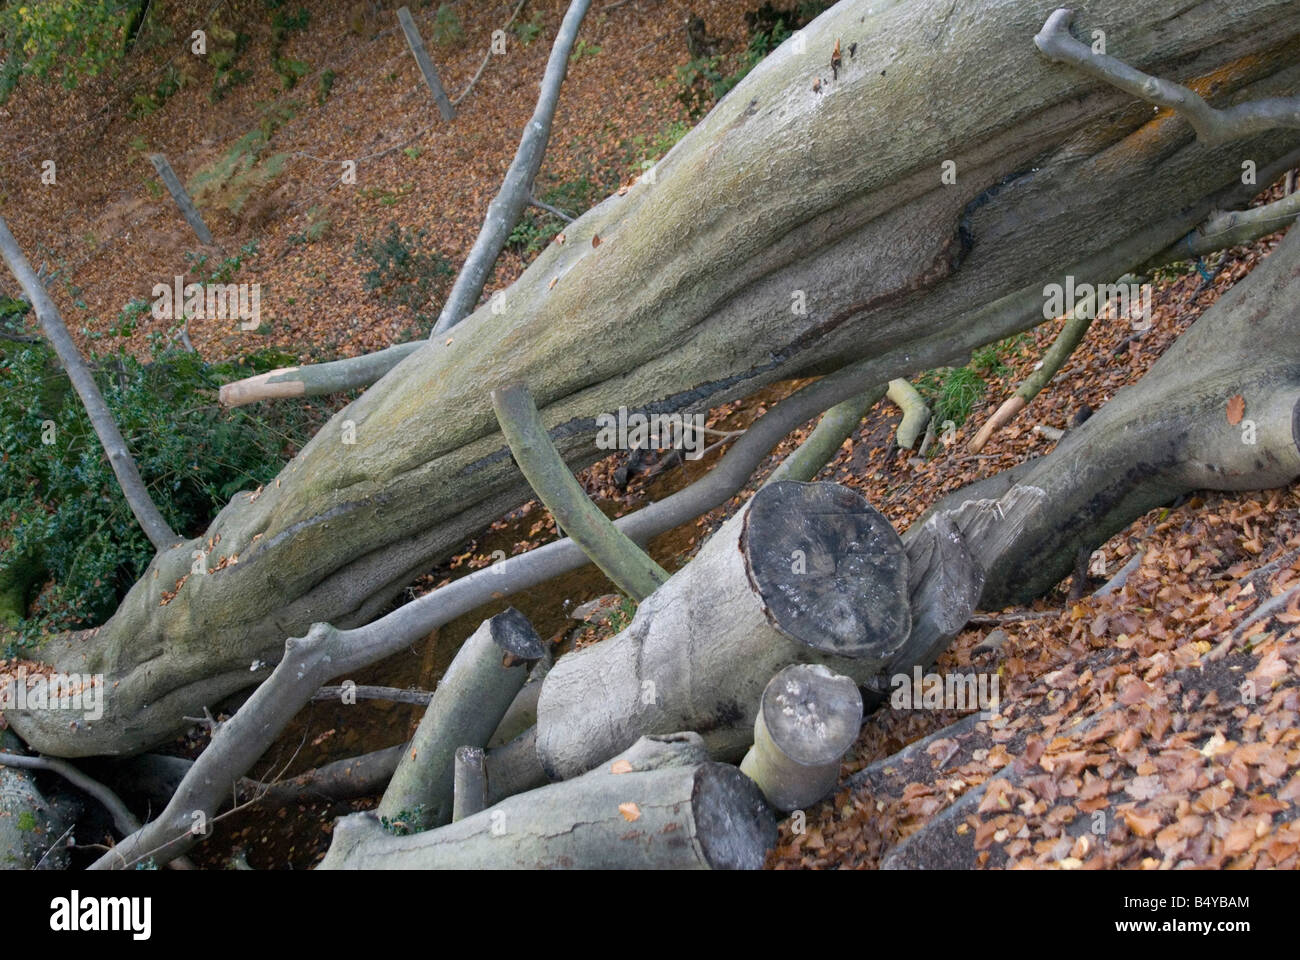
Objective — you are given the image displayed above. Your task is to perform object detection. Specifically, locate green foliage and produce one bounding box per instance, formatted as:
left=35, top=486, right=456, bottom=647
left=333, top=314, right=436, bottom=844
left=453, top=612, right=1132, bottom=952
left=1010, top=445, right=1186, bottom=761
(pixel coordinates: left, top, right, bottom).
left=676, top=1, right=833, bottom=117
left=970, top=333, right=1031, bottom=379
left=0, top=0, right=140, bottom=102
left=916, top=366, right=988, bottom=429
left=606, top=596, right=637, bottom=633
left=15, top=810, right=35, bottom=831
left=353, top=222, right=453, bottom=317
left=506, top=174, right=600, bottom=256
left=431, top=4, right=463, bottom=46
left=317, top=68, right=336, bottom=105
left=187, top=124, right=291, bottom=215
left=512, top=10, right=543, bottom=47
left=569, top=38, right=600, bottom=63
left=0, top=326, right=327, bottom=653
left=208, top=27, right=252, bottom=102
left=128, top=63, right=183, bottom=119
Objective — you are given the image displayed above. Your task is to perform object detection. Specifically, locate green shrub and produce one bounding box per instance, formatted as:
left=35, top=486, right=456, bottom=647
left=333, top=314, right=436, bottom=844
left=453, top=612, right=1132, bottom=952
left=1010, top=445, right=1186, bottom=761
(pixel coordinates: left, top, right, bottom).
left=431, top=4, right=463, bottom=46
left=0, top=301, right=328, bottom=651
left=0, top=0, right=140, bottom=102
left=354, top=222, right=454, bottom=316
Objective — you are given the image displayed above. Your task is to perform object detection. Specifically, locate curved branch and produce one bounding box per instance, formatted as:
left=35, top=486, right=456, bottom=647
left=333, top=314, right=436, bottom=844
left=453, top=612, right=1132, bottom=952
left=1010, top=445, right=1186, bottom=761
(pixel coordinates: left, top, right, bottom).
left=492, top=381, right=669, bottom=600
left=0, top=753, right=140, bottom=837
left=762, top=386, right=884, bottom=486
left=1034, top=7, right=1300, bottom=144
left=0, top=217, right=178, bottom=551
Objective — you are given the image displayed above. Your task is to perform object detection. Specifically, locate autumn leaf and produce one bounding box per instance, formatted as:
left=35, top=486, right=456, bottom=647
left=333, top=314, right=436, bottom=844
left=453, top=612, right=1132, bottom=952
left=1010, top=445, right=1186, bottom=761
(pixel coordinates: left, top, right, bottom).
left=609, top=759, right=633, bottom=775
left=591, top=233, right=601, bottom=248
left=1226, top=394, right=1245, bottom=425
left=618, top=801, right=641, bottom=821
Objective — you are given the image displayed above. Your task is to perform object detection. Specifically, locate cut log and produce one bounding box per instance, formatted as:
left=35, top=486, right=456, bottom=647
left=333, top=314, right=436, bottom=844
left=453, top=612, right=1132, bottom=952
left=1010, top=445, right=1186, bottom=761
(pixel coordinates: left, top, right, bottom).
left=318, top=733, right=776, bottom=869
left=533, top=480, right=910, bottom=779
left=379, top=608, right=544, bottom=830
left=740, top=664, right=863, bottom=812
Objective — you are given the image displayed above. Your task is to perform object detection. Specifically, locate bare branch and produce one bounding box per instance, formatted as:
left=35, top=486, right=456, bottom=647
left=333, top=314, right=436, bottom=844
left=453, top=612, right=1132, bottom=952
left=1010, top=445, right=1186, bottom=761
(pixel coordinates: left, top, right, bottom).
left=432, top=0, right=592, bottom=334
left=0, top=753, right=140, bottom=837
left=0, top=216, right=179, bottom=551
left=492, top=381, right=669, bottom=600
left=1034, top=8, right=1300, bottom=144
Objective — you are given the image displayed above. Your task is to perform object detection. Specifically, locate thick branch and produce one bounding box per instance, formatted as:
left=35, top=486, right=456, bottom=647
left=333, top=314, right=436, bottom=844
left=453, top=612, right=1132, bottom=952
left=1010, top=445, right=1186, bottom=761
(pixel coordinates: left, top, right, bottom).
left=0, top=216, right=178, bottom=551
left=1035, top=7, right=1300, bottom=144
left=1142, top=189, right=1300, bottom=271
left=432, top=0, right=592, bottom=333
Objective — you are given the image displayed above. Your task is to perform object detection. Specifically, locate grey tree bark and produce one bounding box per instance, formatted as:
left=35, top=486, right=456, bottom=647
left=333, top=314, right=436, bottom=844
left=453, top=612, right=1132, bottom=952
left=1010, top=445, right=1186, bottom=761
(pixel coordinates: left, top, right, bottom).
left=318, top=733, right=777, bottom=869
left=9, top=0, right=1300, bottom=758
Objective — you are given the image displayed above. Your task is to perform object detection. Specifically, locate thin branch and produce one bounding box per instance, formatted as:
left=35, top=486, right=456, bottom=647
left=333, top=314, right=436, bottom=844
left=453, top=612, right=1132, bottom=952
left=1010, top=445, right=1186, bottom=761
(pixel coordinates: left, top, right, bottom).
left=969, top=304, right=1094, bottom=453
left=763, top=385, right=885, bottom=486
left=311, top=684, right=432, bottom=705
left=528, top=195, right=575, bottom=222
left=432, top=0, right=593, bottom=334
left=0, top=753, right=140, bottom=837
left=1034, top=8, right=1300, bottom=144
left=0, top=217, right=179, bottom=551
left=452, top=0, right=530, bottom=108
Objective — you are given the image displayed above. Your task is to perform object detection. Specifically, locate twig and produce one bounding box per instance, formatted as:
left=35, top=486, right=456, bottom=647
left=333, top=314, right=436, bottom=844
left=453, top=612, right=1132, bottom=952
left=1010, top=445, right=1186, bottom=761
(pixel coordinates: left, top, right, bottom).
left=311, top=684, right=432, bottom=705
left=453, top=0, right=530, bottom=108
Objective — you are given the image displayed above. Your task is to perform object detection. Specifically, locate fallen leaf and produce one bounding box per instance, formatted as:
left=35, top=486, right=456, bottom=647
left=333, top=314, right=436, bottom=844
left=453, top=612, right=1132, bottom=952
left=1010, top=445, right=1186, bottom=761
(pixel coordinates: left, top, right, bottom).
left=618, top=801, right=641, bottom=822
left=1226, top=394, right=1245, bottom=425
left=610, top=759, right=633, bottom=775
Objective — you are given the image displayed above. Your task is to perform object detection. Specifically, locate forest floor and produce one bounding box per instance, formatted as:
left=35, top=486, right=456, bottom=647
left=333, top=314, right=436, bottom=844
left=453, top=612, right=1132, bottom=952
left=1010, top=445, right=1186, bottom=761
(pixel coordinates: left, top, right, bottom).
left=1, top=0, right=1297, bottom=870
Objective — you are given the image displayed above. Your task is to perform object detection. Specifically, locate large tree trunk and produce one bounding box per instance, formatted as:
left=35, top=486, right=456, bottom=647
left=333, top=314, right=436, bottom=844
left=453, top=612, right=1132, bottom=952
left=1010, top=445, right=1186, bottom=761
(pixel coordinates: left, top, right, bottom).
left=913, top=222, right=1300, bottom=612
left=11, top=0, right=1300, bottom=756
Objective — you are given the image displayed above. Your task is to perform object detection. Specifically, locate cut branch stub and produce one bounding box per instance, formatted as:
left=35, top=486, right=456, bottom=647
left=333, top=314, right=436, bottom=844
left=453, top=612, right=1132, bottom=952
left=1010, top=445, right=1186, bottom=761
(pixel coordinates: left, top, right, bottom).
left=378, top=607, right=543, bottom=831
left=740, top=664, right=863, bottom=812
left=743, top=480, right=910, bottom=659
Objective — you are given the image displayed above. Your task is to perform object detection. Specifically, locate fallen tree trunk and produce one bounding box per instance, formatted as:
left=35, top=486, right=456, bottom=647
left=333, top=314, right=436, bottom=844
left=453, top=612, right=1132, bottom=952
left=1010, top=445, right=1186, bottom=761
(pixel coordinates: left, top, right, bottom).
left=922, top=221, right=1300, bottom=610
left=11, top=0, right=1300, bottom=757
left=532, top=480, right=910, bottom=779
left=318, top=733, right=777, bottom=869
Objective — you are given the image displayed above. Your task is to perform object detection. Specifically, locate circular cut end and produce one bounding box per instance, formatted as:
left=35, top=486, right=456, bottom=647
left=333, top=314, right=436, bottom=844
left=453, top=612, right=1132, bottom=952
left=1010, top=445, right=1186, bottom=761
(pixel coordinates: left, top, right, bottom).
left=488, top=607, right=547, bottom=660
left=762, top=664, right=863, bottom=766
left=692, top=762, right=779, bottom=870
left=742, top=481, right=910, bottom=658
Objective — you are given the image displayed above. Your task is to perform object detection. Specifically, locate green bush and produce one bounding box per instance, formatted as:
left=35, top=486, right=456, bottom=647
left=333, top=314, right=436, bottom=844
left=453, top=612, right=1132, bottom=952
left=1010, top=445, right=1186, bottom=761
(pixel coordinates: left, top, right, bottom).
left=0, top=300, right=328, bottom=651
left=0, top=0, right=140, bottom=102
left=354, top=222, right=454, bottom=317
